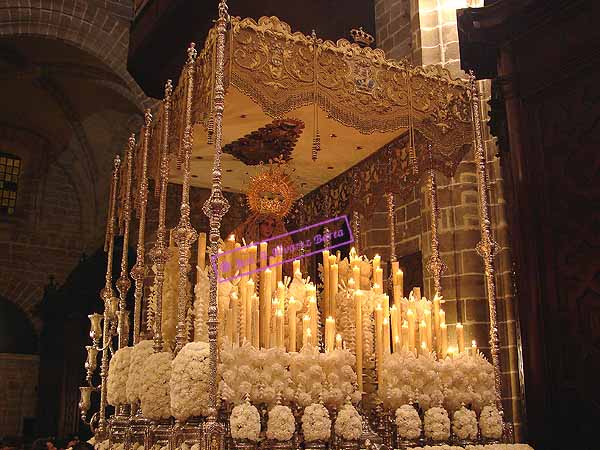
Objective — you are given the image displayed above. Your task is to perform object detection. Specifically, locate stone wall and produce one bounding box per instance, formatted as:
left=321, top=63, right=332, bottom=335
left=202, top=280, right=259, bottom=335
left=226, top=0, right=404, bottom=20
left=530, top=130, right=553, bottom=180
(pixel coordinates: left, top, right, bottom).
left=374, top=0, right=412, bottom=60
left=0, top=354, right=39, bottom=437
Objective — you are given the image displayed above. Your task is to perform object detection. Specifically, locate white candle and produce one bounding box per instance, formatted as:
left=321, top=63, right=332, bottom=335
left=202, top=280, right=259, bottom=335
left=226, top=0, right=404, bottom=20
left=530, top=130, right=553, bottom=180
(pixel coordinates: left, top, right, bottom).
left=382, top=317, right=391, bottom=354
left=326, top=316, right=336, bottom=352
left=197, top=232, right=206, bottom=270
left=440, top=322, right=448, bottom=358
left=354, top=290, right=364, bottom=393
left=302, top=314, right=310, bottom=348
left=390, top=305, right=399, bottom=352
left=330, top=263, right=338, bottom=319
left=456, top=323, right=465, bottom=353
left=288, top=297, right=297, bottom=352
left=335, top=333, right=343, bottom=350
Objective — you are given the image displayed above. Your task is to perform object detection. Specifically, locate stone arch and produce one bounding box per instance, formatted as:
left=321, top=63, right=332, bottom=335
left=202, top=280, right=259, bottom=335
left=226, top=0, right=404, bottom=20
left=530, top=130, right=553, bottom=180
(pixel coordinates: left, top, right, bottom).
left=0, top=272, right=44, bottom=332
left=0, top=0, right=153, bottom=110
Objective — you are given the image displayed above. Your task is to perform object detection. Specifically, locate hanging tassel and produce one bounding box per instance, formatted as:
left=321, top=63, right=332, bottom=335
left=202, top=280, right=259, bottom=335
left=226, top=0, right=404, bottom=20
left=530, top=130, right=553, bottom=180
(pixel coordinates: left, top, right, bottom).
left=312, top=130, right=321, bottom=161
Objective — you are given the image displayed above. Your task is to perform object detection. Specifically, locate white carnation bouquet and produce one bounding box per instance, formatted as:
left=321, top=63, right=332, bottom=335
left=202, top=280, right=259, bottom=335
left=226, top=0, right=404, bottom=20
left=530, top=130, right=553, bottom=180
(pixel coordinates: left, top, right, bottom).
left=479, top=405, right=503, bottom=439
left=439, top=352, right=495, bottom=413
left=320, top=349, right=360, bottom=408
left=395, top=404, right=422, bottom=440
left=289, top=344, right=325, bottom=407
left=423, top=407, right=450, bottom=441
left=140, top=351, right=173, bottom=420
left=230, top=402, right=261, bottom=442
left=126, top=340, right=155, bottom=405
left=107, top=346, right=132, bottom=406
left=219, top=342, right=261, bottom=405
left=334, top=403, right=362, bottom=440
left=452, top=406, right=478, bottom=440
left=170, top=341, right=211, bottom=420
left=302, top=403, right=331, bottom=442
left=266, top=405, right=295, bottom=441
left=379, top=350, right=443, bottom=411
left=255, top=347, right=293, bottom=406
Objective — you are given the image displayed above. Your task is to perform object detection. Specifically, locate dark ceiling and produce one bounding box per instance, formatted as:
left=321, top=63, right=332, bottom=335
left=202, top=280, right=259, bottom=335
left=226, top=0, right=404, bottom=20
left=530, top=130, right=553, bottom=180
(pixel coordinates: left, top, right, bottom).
left=128, top=0, right=376, bottom=98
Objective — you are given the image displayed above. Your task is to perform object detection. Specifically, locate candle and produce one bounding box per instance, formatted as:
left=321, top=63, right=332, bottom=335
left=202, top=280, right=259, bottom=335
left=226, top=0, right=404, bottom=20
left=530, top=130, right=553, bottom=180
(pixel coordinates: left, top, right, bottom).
left=456, top=323, right=465, bottom=353
left=471, top=340, right=477, bottom=355
left=440, top=322, right=448, bottom=358
left=308, top=297, right=318, bottom=346
left=421, top=341, right=427, bottom=356
left=375, top=267, right=383, bottom=292
left=197, top=232, right=206, bottom=270
left=419, top=320, right=427, bottom=353
left=269, top=256, right=277, bottom=292
left=248, top=244, right=257, bottom=280
left=263, top=269, right=272, bottom=348
left=225, top=234, right=236, bottom=279
left=413, top=287, right=421, bottom=300
left=323, top=250, right=330, bottom=318
left=276, top=310, right=284, bottom=348
left=383, top=293, right=390, bottom=318
left=391, top=261, right=399, bottom=280
left=231, top=292, right=239, bottom=346
left=407, top=309, right=415, bottom=353
left=252, top=294, right=260, bottom=348
left=335, top=333, right=343, bottom=350
left=433, top=293, right=441, bottom=335
left=352, top=266, right=361, bottom=290
left=259, top=242, right=268, bottom=268
left=401, top=321, right=409, bottom=351
left=375, top=304, right=383, bottom=385
left=382, top=317, right=391, bottom=354
left=304, top=328, right=312, bottom=348
left=354, top=290, right=364, bottom=393
left=326, top=316, right=336, bottom=352
left=390, top=305, right=399, bottom=352
left=330, top=263, right=338, bottom=319
left=276, top=246, right=283, bottom=284
left=302, top=314, right=310, bottom=348
left=293, top=259, right=301, bottom=278
left=395, top=269, right=404, bottom=297
left=373, top=254, right=381, bottom=271
left=439, top=309, right=446, bottom=328
left=288, top=297, right=297, bottom=352
left=277, top=281, right=286, bottom=311
left=424, top=309, right=433, bottom=351
left=246, top=279, right=255, bottom=340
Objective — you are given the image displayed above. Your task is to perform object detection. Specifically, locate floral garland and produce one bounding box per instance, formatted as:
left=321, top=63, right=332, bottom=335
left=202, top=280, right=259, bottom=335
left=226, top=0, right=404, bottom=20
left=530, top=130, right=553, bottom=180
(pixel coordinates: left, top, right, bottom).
left=302, top=403, right=331, bottom=442
left=334, top=403, right=362, bottom=440
left=452, top=406, right=478, bottom=440
left=379, top=350, right=443, bottom=410
left=395, top=404, right=422, bottom=440
left=107, top=346, right=132, bottom=406
left=439, top=352, right=495, bottom=413
left=479, top=405, right=503, bottom=439
left=266, top=405, right=295, bottom=441
left=126, top=340, right=155, bottom=405
left=424, top=407, right=450, bottom=442
left=140, top=351, right=173, bottom=420
left=170, top=341, right=211, bottom=420
left=230, top=402, right=261, bottom=442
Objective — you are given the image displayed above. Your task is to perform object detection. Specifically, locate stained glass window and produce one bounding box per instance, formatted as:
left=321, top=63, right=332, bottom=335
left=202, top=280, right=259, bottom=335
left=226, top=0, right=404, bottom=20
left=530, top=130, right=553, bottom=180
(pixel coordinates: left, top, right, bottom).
left=0, top=153, right=21, bottom=215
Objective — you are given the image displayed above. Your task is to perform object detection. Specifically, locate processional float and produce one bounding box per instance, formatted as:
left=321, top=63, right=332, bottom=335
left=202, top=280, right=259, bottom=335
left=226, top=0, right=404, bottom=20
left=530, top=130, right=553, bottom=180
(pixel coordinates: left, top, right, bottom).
left=79, top=1, right=512, bottom=449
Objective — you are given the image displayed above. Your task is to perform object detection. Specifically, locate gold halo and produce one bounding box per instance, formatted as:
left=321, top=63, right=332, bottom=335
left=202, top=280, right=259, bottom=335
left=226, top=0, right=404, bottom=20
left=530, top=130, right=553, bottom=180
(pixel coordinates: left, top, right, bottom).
left=247, top=160, right=297, bottom=218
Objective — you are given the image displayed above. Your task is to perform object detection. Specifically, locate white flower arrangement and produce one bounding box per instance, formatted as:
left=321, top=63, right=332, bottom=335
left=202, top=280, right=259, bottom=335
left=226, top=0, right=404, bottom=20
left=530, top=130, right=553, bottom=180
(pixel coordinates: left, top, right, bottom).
left=140, top=351, right=173, bottom=420
left=479, top=405, right=503, bottom=439
left=334, top=403, right=362, bottom=441
left=290, top=344, right=324, bottom=407
left=107, top=346, right=132, bottom=406
left=230, top=402, right=261, bottom=442
left=439, top=352, right=495, bottom=414
left=126, top=340, right=155, bottom=405
left=266, top=405, right=295, bottom=441
left=395, top=404, right=422, bottom=440
left=379, top=350, right=443, bottom=411
left=452, top=406, right=478, bottom=440
left=302, top=403, right=331, bottom=442
left=320, top=349, right=360, bottom=408
left=423, top=407, right=450, bottom=441
left=170, top=341, right=211, bottom=420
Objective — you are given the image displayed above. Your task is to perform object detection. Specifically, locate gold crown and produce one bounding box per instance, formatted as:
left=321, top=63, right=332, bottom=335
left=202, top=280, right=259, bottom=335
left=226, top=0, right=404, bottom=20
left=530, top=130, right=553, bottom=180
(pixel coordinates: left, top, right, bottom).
left=247, top=159, right=297, bottom=219
left=350, top=27, right=374, bottom=47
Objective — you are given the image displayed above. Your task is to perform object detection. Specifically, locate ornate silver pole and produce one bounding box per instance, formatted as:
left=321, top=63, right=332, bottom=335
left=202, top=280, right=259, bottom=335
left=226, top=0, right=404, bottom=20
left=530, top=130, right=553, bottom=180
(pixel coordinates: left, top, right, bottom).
left=98, top=155, right=121, bottom=434
left=427, top=148, right=446, bottom=298
left=130, top=110, right=153, bottom=345
left=149, top=81, right=173, bottom=353
left=352, top=210, right=361, bottom=254
left=116, top=135, right=135, bottom=349
left=386, top=193, right=396, bottom=263
left=469, top=73, right=503, bottom=415
left=202, top=1, right=230, bottom=448
left=173, top=46, right=198, bottom=355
